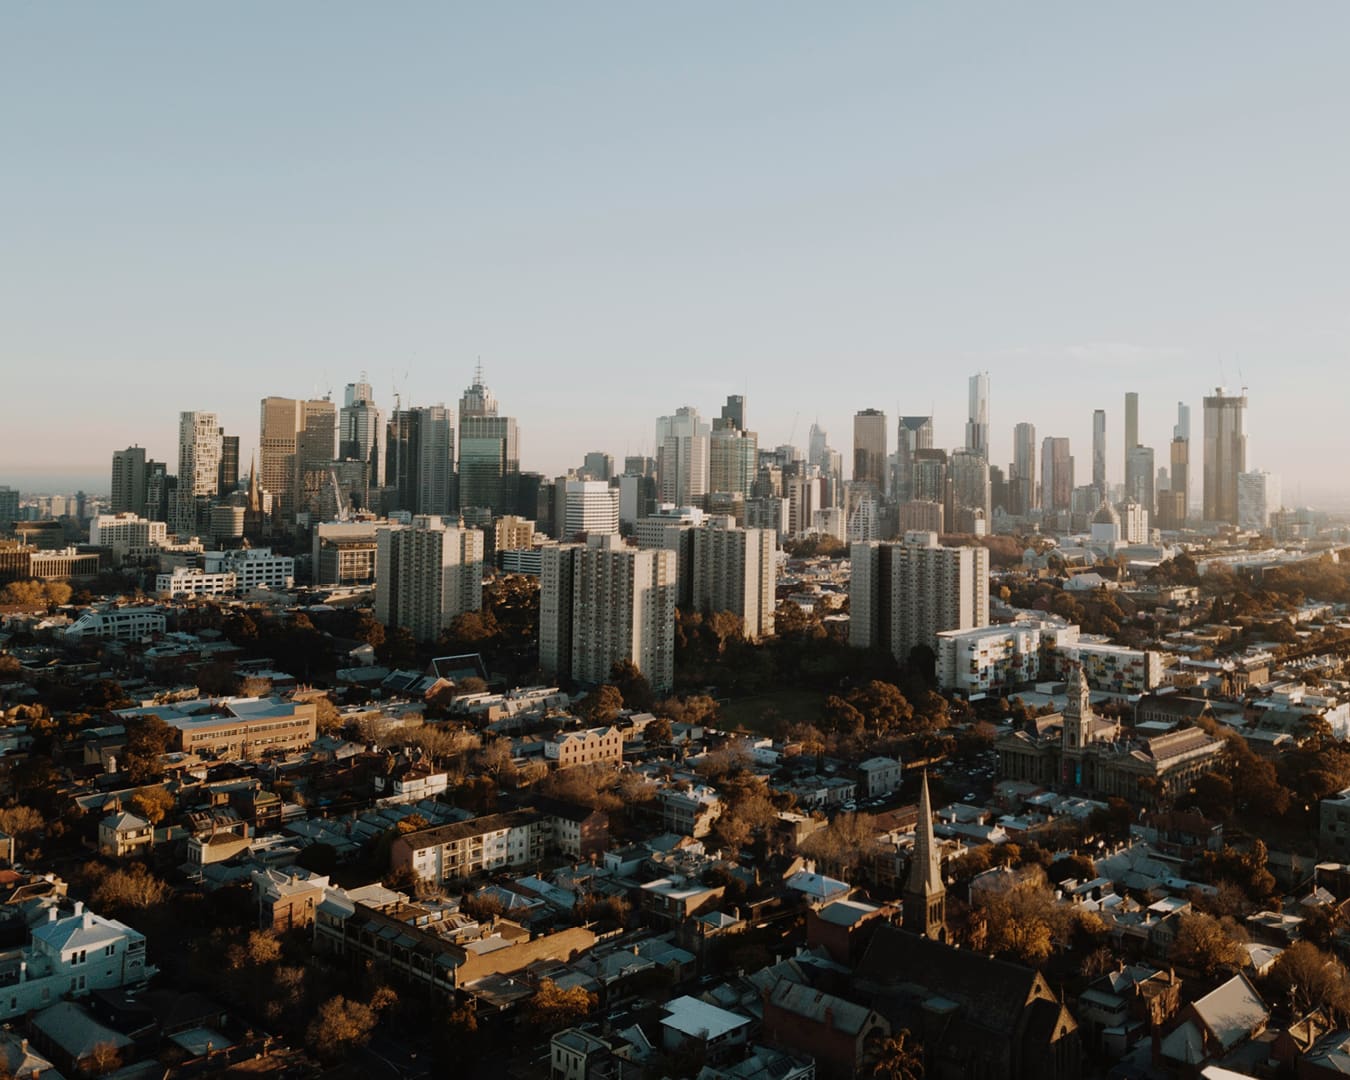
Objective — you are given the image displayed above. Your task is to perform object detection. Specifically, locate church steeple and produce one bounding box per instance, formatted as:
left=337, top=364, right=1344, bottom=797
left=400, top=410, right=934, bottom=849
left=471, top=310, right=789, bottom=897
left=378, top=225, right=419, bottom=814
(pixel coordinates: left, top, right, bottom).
left=903, top=771, right=947, bottom=941
left=1063, top=662, right=1094, bottom=751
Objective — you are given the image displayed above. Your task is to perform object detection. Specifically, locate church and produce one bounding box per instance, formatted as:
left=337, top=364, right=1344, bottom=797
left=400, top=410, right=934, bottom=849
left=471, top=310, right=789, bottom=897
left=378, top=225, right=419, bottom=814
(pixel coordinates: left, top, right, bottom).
left=995, top=664, right=1223, bottom=807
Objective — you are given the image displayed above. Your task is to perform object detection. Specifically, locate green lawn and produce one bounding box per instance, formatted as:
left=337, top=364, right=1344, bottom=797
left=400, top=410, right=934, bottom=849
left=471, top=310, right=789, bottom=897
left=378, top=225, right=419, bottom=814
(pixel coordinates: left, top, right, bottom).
left=717, top=688, right=827, bottom=734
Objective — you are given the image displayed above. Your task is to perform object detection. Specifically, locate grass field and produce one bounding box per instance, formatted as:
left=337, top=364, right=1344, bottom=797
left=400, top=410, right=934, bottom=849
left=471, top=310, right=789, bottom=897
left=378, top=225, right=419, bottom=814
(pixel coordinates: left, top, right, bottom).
left=717, top=688, right=827, bottom=734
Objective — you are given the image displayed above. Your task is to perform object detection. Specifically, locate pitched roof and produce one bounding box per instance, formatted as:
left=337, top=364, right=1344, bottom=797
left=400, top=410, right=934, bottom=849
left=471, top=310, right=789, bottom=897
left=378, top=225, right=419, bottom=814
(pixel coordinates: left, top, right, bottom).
left=767, top=980, right=877, bottom=1036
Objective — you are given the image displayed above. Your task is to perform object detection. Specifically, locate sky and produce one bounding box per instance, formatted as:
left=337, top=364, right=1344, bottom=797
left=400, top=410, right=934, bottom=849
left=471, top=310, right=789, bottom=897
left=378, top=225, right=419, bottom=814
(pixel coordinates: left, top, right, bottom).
left=4, top=3, right=1350, bottom=505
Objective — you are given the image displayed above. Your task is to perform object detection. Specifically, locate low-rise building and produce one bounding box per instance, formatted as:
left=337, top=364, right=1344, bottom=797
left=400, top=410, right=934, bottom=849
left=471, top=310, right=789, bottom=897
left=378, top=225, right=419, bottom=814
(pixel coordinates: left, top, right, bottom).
left=97, top=812, right=153, bottom=858
left=64, top=605, right=166, bottom=642
left=116, top=695, right=318, bottom=758
left=545, top=726, right=625, bottom=770
left=661, top=787, right=722, bottom=839
left=857, top=757, right=902, bottom=798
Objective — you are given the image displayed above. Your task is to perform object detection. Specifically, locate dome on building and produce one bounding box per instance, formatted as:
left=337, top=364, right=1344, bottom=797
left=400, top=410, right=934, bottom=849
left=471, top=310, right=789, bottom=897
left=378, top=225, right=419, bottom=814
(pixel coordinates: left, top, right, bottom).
left=1092, top=501, right=1120, bottom=526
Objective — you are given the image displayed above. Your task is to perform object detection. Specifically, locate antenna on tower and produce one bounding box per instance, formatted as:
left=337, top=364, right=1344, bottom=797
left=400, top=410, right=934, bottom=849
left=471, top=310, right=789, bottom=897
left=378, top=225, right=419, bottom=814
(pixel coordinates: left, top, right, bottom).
left=475, top=356, right=484, bottom=385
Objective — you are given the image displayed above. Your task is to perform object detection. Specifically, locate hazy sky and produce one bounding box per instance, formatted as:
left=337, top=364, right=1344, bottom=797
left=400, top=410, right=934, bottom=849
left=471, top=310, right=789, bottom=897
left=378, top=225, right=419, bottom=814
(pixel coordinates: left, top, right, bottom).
left=5, top=4, right=1350, bottom=503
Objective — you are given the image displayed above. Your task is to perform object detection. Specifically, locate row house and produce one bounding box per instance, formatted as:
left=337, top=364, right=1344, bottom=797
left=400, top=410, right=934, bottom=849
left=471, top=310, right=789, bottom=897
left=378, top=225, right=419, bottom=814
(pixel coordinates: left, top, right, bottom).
left=544, top=726, right=625, bottom=770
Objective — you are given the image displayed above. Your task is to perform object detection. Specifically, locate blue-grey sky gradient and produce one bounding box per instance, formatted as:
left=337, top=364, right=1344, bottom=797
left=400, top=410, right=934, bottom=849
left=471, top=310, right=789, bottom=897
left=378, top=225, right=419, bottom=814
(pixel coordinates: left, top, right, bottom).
left=4, top=3, right=1349, bottom=503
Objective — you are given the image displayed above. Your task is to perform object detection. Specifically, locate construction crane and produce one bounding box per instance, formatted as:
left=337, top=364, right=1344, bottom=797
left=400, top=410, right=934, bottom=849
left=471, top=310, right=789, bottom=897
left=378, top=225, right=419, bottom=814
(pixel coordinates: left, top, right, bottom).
left=329, top=467, right=351, bottom=522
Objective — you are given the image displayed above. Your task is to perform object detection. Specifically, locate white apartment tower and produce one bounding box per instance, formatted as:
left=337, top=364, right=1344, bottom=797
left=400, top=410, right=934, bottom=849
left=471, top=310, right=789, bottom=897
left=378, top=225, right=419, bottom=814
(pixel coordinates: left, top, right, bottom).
left=692, top=525, right=776, bottom=639
left=540, top=539, right=676, bottom=692
left=1238, top=470, right=1281, bottom=532
left=850, top=533, right=989, bottom=662
left=375, top=516, right=485, bottom=643
left=172, top=411, right=222, bottom=536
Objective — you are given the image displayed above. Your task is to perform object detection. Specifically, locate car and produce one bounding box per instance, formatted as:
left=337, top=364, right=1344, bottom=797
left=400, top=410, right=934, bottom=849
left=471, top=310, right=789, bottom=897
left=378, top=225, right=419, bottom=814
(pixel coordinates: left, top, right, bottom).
left=964, top=792, right=977, bottom=801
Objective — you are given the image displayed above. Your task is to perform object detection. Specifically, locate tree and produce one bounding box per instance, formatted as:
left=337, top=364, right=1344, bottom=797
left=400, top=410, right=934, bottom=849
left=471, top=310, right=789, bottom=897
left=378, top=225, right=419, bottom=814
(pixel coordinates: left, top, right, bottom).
left=91, top=864, right=171, bottom=912
left=1169, top=911, right=1247, bottom=977
left=122, top=715, right=174, bottom=784
left=130, top=786, right=174, bottom=826
left=609, top=660, right=654, bottom=711
left=527, top=979, right=597, bottom=1031
left=0, top=805, right=44, bottom=855
left=1265, top=941, right=1350, bottom=1020
left=579, top=685, right=624, bottom=725
left=646, top=715, right=673, bottom=745
left=865, top=1031, right=925, bottom=1080
left=313, top=696, right=343, bottom=736
left=306, top=995, right=378, bottom=1062
left=88, top=1041, right=122, bottom=1076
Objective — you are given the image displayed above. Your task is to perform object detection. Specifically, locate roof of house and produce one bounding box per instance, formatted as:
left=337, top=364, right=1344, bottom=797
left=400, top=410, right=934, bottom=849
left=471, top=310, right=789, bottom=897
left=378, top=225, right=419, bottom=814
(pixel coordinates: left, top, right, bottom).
left=767, top=980, right=877, bottom=1036
left=661, top=996, right=751, bottom=1040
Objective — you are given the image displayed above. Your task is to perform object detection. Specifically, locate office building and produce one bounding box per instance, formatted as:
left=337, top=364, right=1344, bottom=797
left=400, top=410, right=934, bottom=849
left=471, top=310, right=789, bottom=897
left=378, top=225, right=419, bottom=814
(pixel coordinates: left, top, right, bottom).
left=562, top=480, right=620, bottom=540
left=692, top=524, right=775, bottom=639
left=1238, top=470, right=1281, bottom=532
left=117, top=695, right=317, bottom=758
left=89, top=513, right=168, bottom=567
left=0, top=487, right=17, bottom=533
left=709, top=425, right=758, bottom=497
left=258, top=396, right=336, bottom=520
left=636, top=505, right=704, bottom=606
left=339, top=378, right=383, bottom=505
left=313, top=521, right=382, bottom=587
left=540, top=538, right=676, bottom=692
left=1011, top=422, right=1037, bottom=515
left=910, top=448, right=948, bottom=507
left=950, top=449, right=991, bottom=529
left=386, top=405, right=454, bottom=517
left=1124, top=392, right=1139, bottom=460
left=893, top=416, right=934, bottom=502
left=1125, top=446, right=1156, bottom=515
left=655, top=406, right=710, bottom=507
left=375, top=516, right=485, bottom=643
left=172, top=411, right=222, bottom=536
left=1092, top=409, right=1106, bottom=499
left=457, top=369, right=519, bottom=514
left=852, top=409, right=888, bottom=493
left=579, top=452, right=614, bottom=482
left=808, top=422, right=843, bottom=500
left=110, top=447, right=149, bottom=518
left=849, top=532, right=989, bottom=662
left=218, top=433, right=240, bottom=496
left=1203, top=388, right=1247, bottom=525
left=1040, top=437, right=1074, bottom=513
left=965, top=372, right=990, bottom=458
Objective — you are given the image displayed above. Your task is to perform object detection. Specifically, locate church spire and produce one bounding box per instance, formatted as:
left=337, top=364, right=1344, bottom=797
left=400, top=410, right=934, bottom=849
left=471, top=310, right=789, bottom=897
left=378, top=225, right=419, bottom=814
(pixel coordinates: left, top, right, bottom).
left=903, top=771, right=947, bottom=941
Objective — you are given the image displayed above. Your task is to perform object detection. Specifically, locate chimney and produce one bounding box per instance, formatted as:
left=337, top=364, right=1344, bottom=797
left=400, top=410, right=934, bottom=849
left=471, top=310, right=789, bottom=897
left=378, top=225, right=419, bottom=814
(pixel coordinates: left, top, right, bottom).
left=74, top=901, right=84, bottom=917
left=48, top=908, right=57, bottom=923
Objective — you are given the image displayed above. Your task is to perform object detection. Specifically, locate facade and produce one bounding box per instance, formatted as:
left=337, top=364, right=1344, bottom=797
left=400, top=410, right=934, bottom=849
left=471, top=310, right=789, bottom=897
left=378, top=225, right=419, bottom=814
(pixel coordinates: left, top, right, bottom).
left=390, top=810, right=551, bottom=882
left=1124, top=391, right=1139, bottom=462
left=109, top=447, right=149, bottom=517
left=892, top=415, right=934, bottom=502
left=562, top=480, right=619, bottom=540
left=1012, top=422, right=1037, bottom=515
left=995, top=666, right=1221, bottom=806
left=0, top=904, right=153, bottom=1021
left=338, top=379, right=382, bottom=505
left=850, top=533, right=989, bottom=662
left=375, top=516, right=485, bottom=643
left=852, top=409, right=888, bottom=493
left=545, top=726, right=625, bottom=769
left=761, top=980, right=889, bottom=1080
left=258, top=397, right=335, bottom=520
left=1125, top=446, right=1156, bottom=515
left=709, top=425, right=758, bottom=496
left=202, top=547, right=295, bottom=590
left=1203, top=387, right=1248, bottom=524
left=386, top=405, right=455, bottom=517
left=1319, top=788, right=1350, bottom=860
left=88, top=514, right=167, bottom=566
left=172, top=411, right=221, bottom=536
left=655, top=406, right=710, bottom=507
left=540, top=538, right=676, bottom=692
left=858, top=757, right=902, bottom=798
left=966, top=371, right=990, bottom=457
left=950, top=449, right=991, bottom=525
left=1040, top=437, right=1074, bottom=513
left=459, top=413, right=519, bottom=514
left=155, top=567, right=237, bottom=597
left=1238, top=470, right=1281, bottom=531
left=691, top=524, right=776, bottom=639
left=117, top=694, right=317, bottom=757
left=64, top=606, right=166, bottom=642
left=98, top=812, right=153, bottom=857
left=1092, top=409, right=1106, bottom=499
left=313, top=521, right=381, bottom=586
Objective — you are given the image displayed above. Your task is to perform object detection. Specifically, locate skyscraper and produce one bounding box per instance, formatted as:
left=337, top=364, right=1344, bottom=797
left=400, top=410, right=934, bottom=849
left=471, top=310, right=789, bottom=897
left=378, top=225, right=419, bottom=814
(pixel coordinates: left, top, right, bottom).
left=218, top=433, right=240, bottom=497
left=374, top=516, right=484, bottom=643
left=719, top=394, right=746, bottom=431
left=965, top=372, right=990, bottom=458
left=1092, top=409, right=1106, bottom=498
left=562, top=480, right=620, bottom=540
left=655, top=406, right=711, bottom=507
left=259, top=396, right=336, bottom=520
left=540, top=538, right=676, bottom=691
left=692, top=524, right=776, bottom=639
left=458, top=370, right=518, bottom=514
left=850, top=533, right=989, bottom=663
left=1125, top=446, right=1156, bottom=515
left=386, top=405, right=454, bottom=517
left=110, top=446, right=148, bottom=517
left=1011, top=422, right=1037, bottom=515
left=1203, top=388, right=1248, bottom=525
left=172, top=411, right=222, bottom=536
left=893, top=416, right=934, bottom=502
left=339, top=379, right=383, bottom=504
left=1238, top=470, right=1281, bottom=531
left=1124, top=392, right=1140, bottom=459
left=852, top=409, right=888, bottom=493
left=1040, top=437, right=1074, bottom=512
left=1163, top=402, right=1191, bottom=529
left=949, top=449, right=991, bottom=531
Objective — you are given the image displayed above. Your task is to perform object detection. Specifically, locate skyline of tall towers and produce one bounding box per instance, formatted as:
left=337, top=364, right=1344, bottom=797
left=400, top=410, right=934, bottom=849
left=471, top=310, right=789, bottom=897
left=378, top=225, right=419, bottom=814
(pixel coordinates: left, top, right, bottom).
left=852, top=408, right=888, bottom=493
left=1203, top=387, right=1248, bottom=525
left=656, top=405, right=711, bottom=507
left=1092, top=409, right=1107, bottom=498
left=965, top=372, right=990, bottom=458
left=172, top=410, right=222, bottom=535
left=259, top=396, right=336, bottom=520
left=1011, top=422, right=1037, bottom=515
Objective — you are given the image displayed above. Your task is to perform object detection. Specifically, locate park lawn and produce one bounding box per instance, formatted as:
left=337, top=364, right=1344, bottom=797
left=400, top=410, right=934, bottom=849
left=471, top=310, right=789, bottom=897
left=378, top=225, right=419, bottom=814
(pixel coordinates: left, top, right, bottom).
left=718, top=688, right=827, bottom=735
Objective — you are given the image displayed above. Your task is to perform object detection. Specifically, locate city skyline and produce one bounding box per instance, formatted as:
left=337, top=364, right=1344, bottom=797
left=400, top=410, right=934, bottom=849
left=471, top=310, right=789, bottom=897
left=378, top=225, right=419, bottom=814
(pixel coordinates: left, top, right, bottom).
left=7, top=4, right=1350, bottom=505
